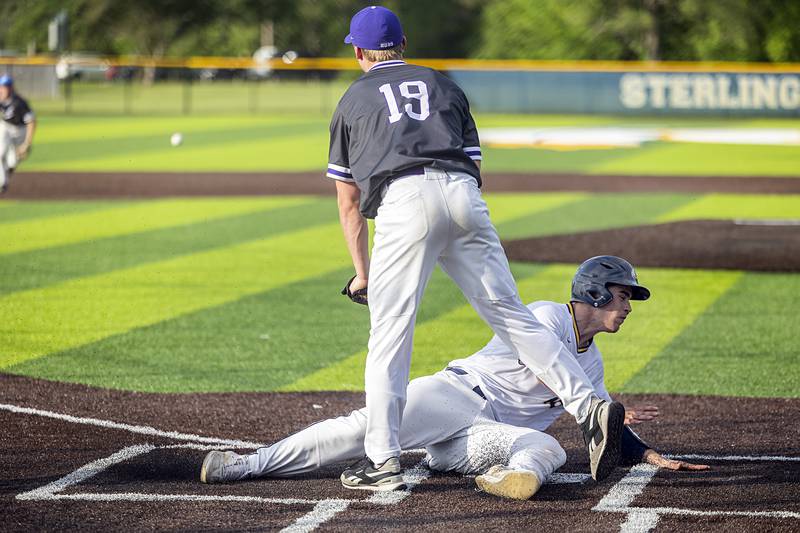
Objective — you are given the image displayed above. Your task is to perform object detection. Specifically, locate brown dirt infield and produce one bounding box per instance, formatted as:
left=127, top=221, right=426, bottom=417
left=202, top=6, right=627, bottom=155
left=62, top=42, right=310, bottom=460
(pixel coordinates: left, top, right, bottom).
left=503, top=219, right=800, bottom=272
left=6, top=171, right=800, bottom=198
left=2, top=373, right=798, bottom=532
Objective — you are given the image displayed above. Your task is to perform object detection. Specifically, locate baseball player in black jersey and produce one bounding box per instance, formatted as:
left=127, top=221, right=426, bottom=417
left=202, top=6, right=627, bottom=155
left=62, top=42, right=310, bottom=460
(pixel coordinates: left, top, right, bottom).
left=325, top=6, right=626, bottom=492
left=0, top=75, right=36, bottom=194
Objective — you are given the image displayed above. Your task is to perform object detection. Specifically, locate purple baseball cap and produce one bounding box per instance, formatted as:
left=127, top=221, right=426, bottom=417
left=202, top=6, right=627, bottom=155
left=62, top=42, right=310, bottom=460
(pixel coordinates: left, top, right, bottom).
left=344, top=6, right=403, bottom=50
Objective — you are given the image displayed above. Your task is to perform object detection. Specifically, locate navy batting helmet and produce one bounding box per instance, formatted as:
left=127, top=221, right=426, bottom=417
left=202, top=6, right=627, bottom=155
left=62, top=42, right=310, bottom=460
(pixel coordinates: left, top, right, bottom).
left=0, top=74, right=13, bottom=87
left=571, top=256, right=650, bottom=308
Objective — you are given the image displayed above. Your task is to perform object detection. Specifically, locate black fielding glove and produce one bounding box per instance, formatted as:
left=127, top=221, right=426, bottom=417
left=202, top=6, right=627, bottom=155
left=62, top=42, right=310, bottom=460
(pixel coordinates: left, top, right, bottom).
left=342, top=275, right=368, bottom=306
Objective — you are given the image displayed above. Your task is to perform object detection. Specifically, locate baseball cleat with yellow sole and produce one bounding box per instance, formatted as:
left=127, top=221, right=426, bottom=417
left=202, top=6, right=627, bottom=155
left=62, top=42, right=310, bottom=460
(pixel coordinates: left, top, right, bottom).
left=475, top=465, right=542, bottom=500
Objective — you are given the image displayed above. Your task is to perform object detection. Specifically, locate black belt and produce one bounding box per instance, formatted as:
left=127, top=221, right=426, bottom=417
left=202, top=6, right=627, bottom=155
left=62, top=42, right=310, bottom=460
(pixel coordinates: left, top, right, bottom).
left=445, top=366, right=487, bottom=400
left=389, top=165, right=426, bottom=182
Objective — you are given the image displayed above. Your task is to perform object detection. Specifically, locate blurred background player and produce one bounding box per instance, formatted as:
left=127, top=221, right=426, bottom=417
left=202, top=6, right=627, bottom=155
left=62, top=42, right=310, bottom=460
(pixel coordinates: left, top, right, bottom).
left=200, top=256, right=709, bottom=500
left=0, top=74, right=36, bottom=194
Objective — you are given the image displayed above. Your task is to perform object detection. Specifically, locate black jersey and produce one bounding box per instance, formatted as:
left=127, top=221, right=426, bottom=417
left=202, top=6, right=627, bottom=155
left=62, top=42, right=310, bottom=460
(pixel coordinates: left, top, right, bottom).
left=1, top=93, right=34, bottom=128
left=327, top=60, right=482, bottom=218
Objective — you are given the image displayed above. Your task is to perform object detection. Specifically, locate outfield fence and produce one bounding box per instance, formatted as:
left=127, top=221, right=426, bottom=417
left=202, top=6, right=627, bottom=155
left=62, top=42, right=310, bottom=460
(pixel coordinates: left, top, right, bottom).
left=2, top=55, right=799, bottom=116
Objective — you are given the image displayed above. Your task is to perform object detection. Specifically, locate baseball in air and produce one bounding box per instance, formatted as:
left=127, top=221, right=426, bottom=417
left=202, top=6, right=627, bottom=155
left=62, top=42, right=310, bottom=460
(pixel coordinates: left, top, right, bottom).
left=170, top=133, right=183, bottom=147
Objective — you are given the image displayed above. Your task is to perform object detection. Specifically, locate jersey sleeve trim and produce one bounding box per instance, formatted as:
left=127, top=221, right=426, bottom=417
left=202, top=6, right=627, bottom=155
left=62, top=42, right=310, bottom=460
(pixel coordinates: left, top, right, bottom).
left=327, top=163, right=351, bottom=174
left=326, top=164, right=355, bottom=182
left=463, top=146, right=482, bottom=161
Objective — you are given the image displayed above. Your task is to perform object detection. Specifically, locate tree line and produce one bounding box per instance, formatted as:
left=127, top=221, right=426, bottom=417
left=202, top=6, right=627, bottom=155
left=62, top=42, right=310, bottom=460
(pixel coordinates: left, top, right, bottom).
left=1, top=0, right=798, bottom=62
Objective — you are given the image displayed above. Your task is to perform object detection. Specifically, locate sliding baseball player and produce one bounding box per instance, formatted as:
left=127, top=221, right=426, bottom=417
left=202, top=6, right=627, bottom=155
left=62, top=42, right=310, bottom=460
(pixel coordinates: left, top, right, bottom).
left=201, top=256, right=709, bottom=500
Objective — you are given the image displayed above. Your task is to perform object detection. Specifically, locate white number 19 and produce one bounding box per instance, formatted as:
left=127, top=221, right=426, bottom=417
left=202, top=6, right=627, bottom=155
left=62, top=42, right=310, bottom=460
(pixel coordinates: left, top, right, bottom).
left=379, top=81, right=430, bottom=124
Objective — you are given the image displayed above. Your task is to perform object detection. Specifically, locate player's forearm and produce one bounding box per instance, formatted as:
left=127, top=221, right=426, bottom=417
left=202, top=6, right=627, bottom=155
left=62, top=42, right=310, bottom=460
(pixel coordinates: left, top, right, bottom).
left=24, top=121, right=35, bottom=146
left=336, top=184, right=370, bottom=280
left=341, top=210, right=370, bottom=280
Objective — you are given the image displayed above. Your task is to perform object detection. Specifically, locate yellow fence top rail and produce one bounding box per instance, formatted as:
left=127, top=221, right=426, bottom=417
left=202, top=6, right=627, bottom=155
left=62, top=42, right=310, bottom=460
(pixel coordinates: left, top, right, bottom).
left=2, top=55, right=800, bottom=73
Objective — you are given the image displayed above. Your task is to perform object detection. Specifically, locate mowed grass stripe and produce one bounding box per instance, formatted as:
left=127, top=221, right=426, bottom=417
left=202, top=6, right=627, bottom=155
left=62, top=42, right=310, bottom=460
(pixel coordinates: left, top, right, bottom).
left=622, top=272, right=800, bottom=397
left=0, top=198, right=336, bottom=296
left=57, top=131, right=330, bottom=172
left=27, top=119, right=325, bottom=170
left=0, top=222, right=351, bottom=368
left=285, top=264, right=742, bottom=393
left=0, top=197, right=309, bottom=255
left=589, top=142, right=800, bottom=177
left=495, top=193, right=694, bottom=240
left=596, top=268, right=741, bottom=391
left=285, top=195, right=695, bottom=390
left=8, top=268, right=469, bottom=392
left=0, top=200, right=138, bottom=224
left=657, top=194, right=800, bottom=222
left=3, top=195, right=590, bottom=392
left=508, top=264, right=741, bottom=392
left=282, top=195, right=602, bottom=391
left=33, top=114, right=325, bottom=143
left=483, top=193, right=585, bottom=228
left=282, top=263, right=546, bottom=391
left=8, top=268, right=366, bottom=392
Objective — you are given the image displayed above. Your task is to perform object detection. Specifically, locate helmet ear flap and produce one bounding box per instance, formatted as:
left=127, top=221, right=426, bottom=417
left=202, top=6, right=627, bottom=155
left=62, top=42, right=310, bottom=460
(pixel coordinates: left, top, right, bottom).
left=586, top=285, right=613, bottom=307
left=586, top=288, right=603, bottom=304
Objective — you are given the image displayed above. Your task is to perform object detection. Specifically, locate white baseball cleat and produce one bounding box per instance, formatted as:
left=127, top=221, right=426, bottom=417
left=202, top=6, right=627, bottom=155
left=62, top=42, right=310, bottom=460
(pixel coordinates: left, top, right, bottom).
left=475, top=465, right=542, bottom=500
left=200, top=450, right=250, bottom=484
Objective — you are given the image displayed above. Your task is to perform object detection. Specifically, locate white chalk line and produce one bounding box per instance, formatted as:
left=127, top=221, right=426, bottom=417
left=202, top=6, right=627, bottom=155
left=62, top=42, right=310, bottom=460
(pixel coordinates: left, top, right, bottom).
left=594, top=454, right=800, bottom=532
left=280, top=500, right=352, bottom=533
left=17, top=444, right=157, bottom=501
left=14, top=400, right=797, bottom=529
left=631, top=507, right=800, bottom=520
left=0, top=402, right=266, bottom=449
left=593, top=464, right=658, bottom=512
left=15, top=441, right=430, bottom=532
left=279, top=458, right=434, bottom=530
left=16, top=443, right=361, bottom=505
left=38, top=492, right=337, bottom=506
left=367, top=459, right=431, bottom=505
left=668, top=453, right=800, bottom=462
left=620, top=509, right=660, bottom=533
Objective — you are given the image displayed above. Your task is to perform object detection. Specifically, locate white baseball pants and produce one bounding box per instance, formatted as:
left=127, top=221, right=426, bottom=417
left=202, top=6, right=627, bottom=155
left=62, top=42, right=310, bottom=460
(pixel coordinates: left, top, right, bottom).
left=364, top=168, right=597, bottom=464
left=0, top=122, right=24, bottom=190
left=248, top=371, right=566, bottom=482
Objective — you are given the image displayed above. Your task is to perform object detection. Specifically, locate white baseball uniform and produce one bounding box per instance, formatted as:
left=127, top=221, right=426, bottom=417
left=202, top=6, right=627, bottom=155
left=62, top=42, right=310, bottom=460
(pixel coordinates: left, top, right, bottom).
left=245, top=301, right=611, bottom=483
left=0, top=93, right=34, bottom=190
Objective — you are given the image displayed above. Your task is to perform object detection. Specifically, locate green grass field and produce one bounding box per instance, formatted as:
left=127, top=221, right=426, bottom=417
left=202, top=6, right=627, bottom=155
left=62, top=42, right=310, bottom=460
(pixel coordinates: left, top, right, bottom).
left=2, top=193, right=799, bottom=398
left=4, top=88, right=800, bottom=400
left=21, top=80, right=800, bottom=176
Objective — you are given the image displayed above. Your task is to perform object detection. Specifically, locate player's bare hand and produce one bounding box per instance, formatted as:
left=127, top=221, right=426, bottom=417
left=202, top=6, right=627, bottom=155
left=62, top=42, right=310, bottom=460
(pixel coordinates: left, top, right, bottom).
left=624, top=405, right=659, bottom=425
left=16, top=143, right=30, bottom=160
left=342, top=275, right=368, bottom=305
left=643, top=449, right=710, bottom=471
left=349, top=276, right=368, bottom=293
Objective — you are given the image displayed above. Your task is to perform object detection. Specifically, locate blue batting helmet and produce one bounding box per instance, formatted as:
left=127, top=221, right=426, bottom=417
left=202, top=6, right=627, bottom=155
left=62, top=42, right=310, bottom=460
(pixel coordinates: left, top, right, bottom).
left=0, top=74, right=13, bottom=87
left=571, top=255, right=650, bottom=308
